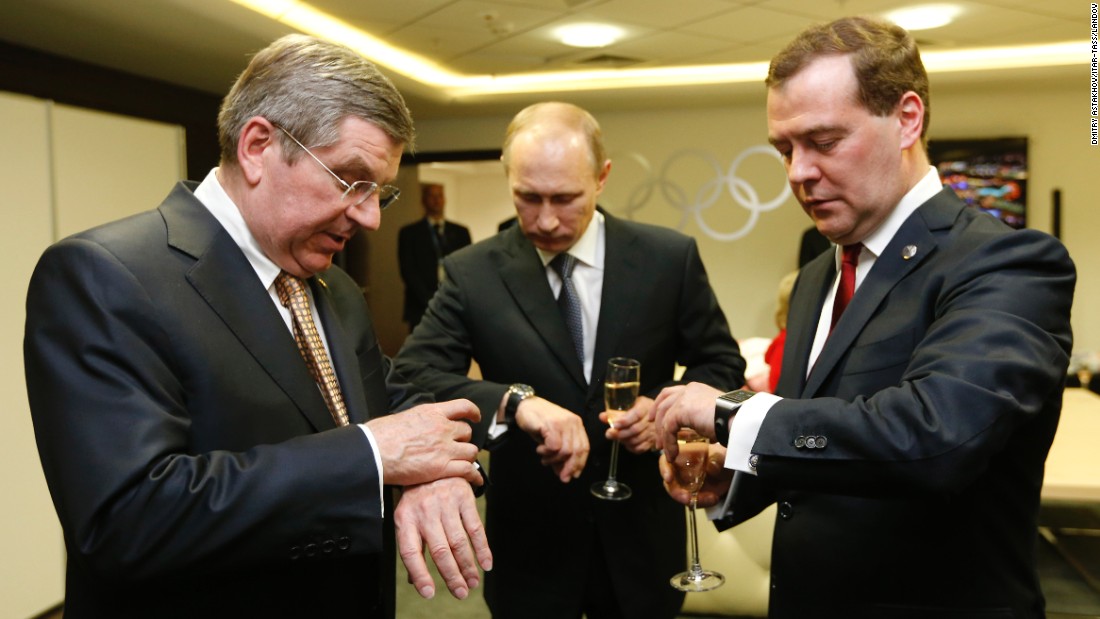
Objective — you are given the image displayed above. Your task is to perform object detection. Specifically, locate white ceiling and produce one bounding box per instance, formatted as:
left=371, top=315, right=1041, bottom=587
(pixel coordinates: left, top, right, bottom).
left=0, top=0, right=1087, bottom=119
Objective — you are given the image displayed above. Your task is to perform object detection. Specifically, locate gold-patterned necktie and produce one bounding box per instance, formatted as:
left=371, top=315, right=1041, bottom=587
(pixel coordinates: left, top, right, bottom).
left=274, top=271, right=349, bottom=427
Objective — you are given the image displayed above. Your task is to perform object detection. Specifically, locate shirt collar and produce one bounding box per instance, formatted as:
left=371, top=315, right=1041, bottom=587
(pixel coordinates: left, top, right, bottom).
left=537, top=210, right=605, bottom=268
left=859, top=166, right=943, bottom=259
left=193, top=167, right=283, bottom=290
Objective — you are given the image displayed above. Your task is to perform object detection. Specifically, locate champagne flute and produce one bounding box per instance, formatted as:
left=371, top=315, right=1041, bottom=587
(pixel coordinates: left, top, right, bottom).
left=670, top=427, right=725, bottom=591
left=591, top=357, right=639, bottom=501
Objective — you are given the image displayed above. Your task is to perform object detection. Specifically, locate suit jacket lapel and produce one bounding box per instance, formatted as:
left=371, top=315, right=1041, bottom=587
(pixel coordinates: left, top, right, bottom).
left=495, top=226, right=588, bottom=389
left=591, top=212, right=641, bottom=388
left=311, top=276, right=370, bottom=425
left=160, top=182, right=336, bottom=432
left=777, top=251, right=832, bottom=397
left=801, top=190, right=956, bottom=397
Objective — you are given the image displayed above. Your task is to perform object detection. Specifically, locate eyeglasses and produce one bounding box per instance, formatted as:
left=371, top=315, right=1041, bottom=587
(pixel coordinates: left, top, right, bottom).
left=274, top=124, right=401, bottom=210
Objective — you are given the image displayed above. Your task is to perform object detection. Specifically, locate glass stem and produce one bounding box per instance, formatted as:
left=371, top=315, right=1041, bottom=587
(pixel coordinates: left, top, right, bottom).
left=687, top=495, right=703, bottom=575
left=607, top=440, right=621, bottom=483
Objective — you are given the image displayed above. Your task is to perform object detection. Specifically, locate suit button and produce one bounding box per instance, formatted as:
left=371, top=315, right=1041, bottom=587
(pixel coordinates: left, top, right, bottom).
left=794, top=436, right=806, bottom=448
left=816, top=436, right=827, bottom=449
left=805, top=436, right=817, bottom=448
left=338, top=536, right=351, bottom=551
left=305, top=543, right=318, bottom=557
left=289, top=545, right=301, bottom=560
left=322, top=539, right=335, bottom=554
left=778, top=501, right=793, bottom=520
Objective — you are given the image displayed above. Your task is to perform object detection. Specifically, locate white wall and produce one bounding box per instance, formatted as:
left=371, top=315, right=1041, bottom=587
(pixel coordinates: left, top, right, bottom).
left=2, top=91, right=185, bottom=617
left=0, top=91, right=63, bottom=619
left=413, top=78, right=1100, bottom=356
left=420, top=161, right=513, bottom=243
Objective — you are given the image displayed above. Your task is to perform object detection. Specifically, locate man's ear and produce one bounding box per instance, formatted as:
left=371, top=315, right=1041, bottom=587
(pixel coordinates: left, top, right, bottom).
left=594, top=158, right=612, bottom=195
left=236, top=117, right=277, bottom=185
left=896, top=91, right=925, bottom=151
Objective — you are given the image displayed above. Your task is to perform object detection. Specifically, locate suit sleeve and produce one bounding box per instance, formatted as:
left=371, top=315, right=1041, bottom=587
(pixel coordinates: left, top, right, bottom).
left=24, top=239, right=385, bottom=582
left=394, top=256, right=507, bottom=447
left=659, top=237, right=745, bottom=395
left=753, top=228, right=1075, bottom=496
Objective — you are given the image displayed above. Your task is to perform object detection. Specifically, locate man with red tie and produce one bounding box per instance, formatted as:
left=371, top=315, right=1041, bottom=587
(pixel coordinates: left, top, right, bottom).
left=654, top=16, right=1075, bottom=618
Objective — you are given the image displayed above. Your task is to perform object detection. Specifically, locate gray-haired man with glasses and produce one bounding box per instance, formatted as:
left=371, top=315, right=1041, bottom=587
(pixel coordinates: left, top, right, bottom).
left=24, top=34, right=490, bottom=618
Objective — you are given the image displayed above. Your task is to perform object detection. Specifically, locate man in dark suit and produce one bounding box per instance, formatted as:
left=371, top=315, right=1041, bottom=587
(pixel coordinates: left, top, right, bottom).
left=398, top=183, right=472, bottom=328
left=394, top=102, right=744, bottom=618
left=23, top=34, right=490, bottom=618
left=654, top=16, right=1075, bottom=619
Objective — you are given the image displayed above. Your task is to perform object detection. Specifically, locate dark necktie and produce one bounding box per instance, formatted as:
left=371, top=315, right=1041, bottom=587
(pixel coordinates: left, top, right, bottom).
left=274, top=272, right=350, bottom=427
left=550, top=253, right=584, bottom=363
left=830, top=244, right=862, bottom=331
left=434, top=222, right=446, bottom=253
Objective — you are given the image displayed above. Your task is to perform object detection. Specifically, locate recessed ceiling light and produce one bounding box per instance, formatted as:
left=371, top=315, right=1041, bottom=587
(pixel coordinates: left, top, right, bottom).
left=885, top=4, right=963, bottom=31
left=554, top=23, right=625, bottom=48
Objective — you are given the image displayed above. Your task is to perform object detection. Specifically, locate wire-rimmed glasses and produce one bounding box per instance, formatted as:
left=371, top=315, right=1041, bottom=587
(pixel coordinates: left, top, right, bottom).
left=273, top=123, right=401, bottom=210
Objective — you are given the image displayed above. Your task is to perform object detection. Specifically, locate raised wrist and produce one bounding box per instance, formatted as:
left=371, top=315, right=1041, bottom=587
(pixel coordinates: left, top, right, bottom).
left=714, top=389, right=755, bottom=446
left=498, top=384, right=535, bottom=425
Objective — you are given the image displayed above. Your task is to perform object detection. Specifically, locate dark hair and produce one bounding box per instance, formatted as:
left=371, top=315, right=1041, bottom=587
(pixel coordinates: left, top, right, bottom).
left=767, top=16, right=930, bottom=140
left=218, top=34, right=415, bottom=166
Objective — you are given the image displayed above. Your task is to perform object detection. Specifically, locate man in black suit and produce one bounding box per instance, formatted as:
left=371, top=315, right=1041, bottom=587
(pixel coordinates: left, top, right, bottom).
left=398, top=183, right=472, bottom=328
left=654, top=16, right=1075, bottom=619
left=395, top=102, right=743, bottom=618
left=23, top=34, right=490, bottom=618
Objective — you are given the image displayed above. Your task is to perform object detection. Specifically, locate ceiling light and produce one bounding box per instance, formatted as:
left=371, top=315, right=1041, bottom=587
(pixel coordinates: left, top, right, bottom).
left=554, top=23, right=624, bottom=48
left=229, top=0, right=1087, bottom=100
left=885, top=4, right=963, bottom=31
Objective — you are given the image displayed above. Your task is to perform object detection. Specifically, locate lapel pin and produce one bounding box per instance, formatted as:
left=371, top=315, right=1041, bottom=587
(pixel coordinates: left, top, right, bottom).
left=902, top=245, right=918, bottom=260
left=317, top=277, right=328, bottom=289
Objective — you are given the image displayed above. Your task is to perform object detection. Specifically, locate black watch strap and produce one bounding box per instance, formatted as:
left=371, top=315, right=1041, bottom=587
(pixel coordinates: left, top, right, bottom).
left=714, top=389, right=755, bottom=447
left=502, top=384, right=535, bottom=424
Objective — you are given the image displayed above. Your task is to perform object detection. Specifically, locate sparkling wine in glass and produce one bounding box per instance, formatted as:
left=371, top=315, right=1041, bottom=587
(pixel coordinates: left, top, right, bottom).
left=591, top=357, right=639, bottom=501
left=670, top=428, right=725, bottom=592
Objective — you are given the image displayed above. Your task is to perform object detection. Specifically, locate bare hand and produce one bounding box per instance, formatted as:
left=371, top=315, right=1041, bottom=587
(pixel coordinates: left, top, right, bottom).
left=395, top=477, right=493, bottom=600
left=652, top=382, right=722, bottom=460
left=368, top=399, right=481, bottom=487
left=515, top=397, right=590, bottom=483
left=658, top=443, right=732, bottom=508
left=600, top=395, right=657, bottom=453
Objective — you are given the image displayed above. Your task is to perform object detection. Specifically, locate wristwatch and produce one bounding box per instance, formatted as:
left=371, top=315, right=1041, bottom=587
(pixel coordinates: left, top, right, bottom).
left=498, top=383, right=535, bottom=425
left=714, top=389, right=755, bottom=446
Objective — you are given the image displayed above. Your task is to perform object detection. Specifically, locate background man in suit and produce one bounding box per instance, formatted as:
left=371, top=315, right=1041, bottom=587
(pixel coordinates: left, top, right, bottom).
left=23, top=34, right=491, bottom=618
left=653, top=16, right=1075, bottom=619
left=398, top=183, right=472, bottom=329
left=394, top=102, right=744, bottom=619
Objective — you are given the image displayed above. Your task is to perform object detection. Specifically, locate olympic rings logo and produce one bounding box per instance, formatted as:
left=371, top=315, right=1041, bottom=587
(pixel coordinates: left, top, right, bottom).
left=614, top=146, right=792, bottom=241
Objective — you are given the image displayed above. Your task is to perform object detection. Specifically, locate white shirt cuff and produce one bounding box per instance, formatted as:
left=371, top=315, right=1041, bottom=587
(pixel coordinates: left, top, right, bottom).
left=723, top=392, right=782, bottom=475
left=359, top=424, right=386, bottom=518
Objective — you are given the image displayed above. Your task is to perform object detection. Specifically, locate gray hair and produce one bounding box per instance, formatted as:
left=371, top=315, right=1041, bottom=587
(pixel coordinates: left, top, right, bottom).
left=217, top=34, right=415, bottom=166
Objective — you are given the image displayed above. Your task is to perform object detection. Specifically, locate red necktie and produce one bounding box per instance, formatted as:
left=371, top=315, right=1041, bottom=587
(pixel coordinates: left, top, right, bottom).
left=830, top=244, right=862, bottom=331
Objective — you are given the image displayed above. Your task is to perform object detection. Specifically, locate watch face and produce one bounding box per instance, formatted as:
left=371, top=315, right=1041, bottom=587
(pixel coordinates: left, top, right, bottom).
left=720, top=389, right=754, bottom=405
